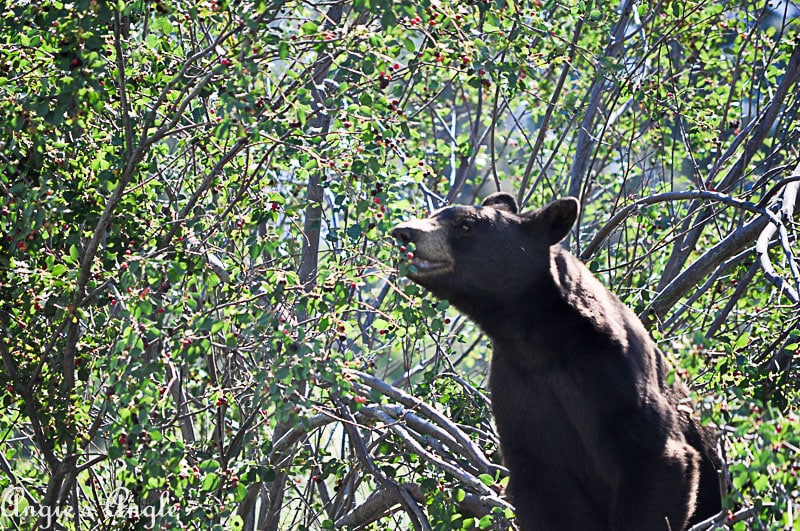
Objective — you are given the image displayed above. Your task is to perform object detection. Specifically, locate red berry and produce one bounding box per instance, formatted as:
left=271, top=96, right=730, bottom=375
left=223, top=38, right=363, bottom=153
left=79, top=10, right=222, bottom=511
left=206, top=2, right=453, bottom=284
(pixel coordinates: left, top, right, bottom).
left=220, top=58, right=232, bottom=67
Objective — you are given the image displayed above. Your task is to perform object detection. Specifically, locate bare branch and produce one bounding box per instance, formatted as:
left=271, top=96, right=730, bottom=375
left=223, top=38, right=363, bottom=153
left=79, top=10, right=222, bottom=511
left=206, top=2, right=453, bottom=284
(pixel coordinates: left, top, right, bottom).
left=657, top=42, right=800, bottom=289
left=517, top=6, right=587, bottom=206
left=643, top=168, right=800, bottom=325
left=581, top=189, right=764, bottom=261
left=643, top=215, right=769, bottom=326
left=113, top=8, right=133, bottom=162
left=358, top=405, right=507, bottom=500
left=755, top=168, right=800, bottom=304
left=334, top=482, right=426, bottom=528
left=567, top=0, right=635, bottom=202
left=334, top=482, right=511, bottom=529
left=347, top=369, right=504, bottom=478
left=335, top=397, right=431, bottom=531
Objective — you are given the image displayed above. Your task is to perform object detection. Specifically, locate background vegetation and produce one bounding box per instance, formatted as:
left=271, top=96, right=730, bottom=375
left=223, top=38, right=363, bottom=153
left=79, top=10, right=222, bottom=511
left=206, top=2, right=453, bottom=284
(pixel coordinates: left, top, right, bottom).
left=1, top=0, right=799, bottom=529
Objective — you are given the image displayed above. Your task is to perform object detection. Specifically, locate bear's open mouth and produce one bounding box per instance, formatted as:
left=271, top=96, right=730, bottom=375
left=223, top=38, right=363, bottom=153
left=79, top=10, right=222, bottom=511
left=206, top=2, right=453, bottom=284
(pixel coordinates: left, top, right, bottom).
left=408, top=255, right=451, bottom=275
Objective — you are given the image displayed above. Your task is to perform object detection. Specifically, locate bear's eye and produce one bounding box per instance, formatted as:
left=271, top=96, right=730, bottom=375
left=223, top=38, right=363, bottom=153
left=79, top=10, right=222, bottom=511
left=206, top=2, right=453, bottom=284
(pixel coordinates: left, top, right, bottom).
left=459, top=219, right=474, bottom=233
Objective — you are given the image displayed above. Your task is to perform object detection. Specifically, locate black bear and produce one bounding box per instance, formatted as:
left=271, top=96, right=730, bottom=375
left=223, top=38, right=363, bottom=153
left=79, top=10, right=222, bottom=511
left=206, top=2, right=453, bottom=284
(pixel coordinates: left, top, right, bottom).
left=391, top=192, right=721, bottom=531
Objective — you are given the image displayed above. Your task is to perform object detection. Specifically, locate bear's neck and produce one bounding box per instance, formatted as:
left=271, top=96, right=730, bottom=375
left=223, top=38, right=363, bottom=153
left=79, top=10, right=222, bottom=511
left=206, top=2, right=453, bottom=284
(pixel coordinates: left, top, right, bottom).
left=444, top=257, right=566, bottom=341
left=450, top=248, right=613, bottom=350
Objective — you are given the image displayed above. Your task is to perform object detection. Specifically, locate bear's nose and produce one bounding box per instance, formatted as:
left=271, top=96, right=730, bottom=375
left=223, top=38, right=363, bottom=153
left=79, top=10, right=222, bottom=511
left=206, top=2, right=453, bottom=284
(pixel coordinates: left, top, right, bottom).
left=391, top=225, right=416, bottom=245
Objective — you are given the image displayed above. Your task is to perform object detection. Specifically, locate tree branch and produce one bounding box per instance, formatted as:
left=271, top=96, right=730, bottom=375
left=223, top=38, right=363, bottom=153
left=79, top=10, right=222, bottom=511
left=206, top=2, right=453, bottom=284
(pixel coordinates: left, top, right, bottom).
left=643, top=168, right=800, bottom=325
left=334, top=397, right=430, bottom=531
left=347, top=369, right=505, bottom=477
left=755, top=166, right=800, bottom=304
left=657, top=42, right=800, bottom=289
left=581, top=189, right=764, bottom=261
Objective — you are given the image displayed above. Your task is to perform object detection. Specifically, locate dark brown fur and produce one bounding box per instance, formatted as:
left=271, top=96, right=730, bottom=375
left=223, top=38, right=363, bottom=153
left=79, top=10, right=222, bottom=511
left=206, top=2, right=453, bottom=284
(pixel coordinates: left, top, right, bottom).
left=392, top=193, right=721, bottom=531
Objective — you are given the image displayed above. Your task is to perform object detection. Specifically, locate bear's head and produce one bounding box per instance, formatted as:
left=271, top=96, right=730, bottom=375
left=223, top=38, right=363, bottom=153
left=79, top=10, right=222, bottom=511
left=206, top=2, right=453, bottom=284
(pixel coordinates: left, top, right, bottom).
left=391, top=192, right=579, bottom=320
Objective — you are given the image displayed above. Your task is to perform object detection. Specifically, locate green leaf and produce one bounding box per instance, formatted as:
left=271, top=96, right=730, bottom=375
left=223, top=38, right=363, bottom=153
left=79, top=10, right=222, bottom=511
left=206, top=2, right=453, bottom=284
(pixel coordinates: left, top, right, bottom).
left=734, top=332, right=750, bottom=351
left=202, top=472, right=220, bottom=491
left=478, top=515, right=494, bottom=529
left=278, top=41, right=290, bottom=60
left=211, top=320, right=227, bottom=334
left=346, top=224, right=362, bottom=240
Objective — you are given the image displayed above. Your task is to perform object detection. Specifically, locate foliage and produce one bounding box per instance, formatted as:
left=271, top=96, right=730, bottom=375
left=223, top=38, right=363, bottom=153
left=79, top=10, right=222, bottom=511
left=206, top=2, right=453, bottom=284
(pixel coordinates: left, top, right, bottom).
left=1, top=0, right=799, bottom=529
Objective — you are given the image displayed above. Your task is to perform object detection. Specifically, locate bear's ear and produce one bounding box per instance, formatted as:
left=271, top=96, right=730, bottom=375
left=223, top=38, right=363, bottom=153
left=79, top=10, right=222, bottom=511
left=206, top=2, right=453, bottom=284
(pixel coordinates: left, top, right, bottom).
left=482, top=192, right=518, bottom=214
left=525, top=197, right=579, bottom=245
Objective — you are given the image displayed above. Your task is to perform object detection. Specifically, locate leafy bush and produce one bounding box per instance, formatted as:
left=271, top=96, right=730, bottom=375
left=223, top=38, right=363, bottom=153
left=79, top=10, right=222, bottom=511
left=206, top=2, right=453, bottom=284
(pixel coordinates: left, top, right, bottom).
left=1, top=0, right=799, bottom=529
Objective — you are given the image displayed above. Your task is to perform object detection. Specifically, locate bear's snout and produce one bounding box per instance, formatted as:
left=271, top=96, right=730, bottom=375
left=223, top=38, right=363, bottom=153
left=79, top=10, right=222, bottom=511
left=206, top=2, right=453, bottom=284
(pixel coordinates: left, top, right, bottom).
left=391, top=225, right=418, bottom=245
left=391, top=220, right=454, bottom=277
